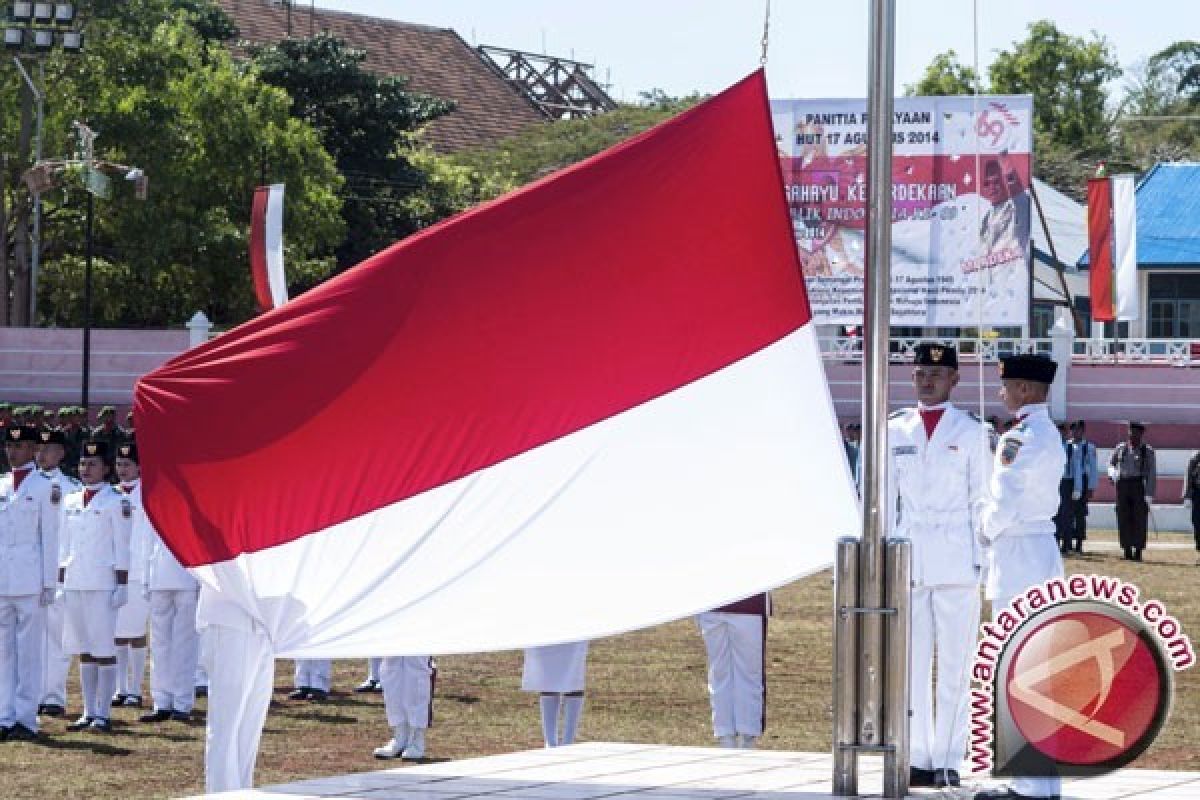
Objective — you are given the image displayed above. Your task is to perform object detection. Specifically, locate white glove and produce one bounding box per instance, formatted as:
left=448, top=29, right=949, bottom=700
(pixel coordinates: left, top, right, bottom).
left=1071, top=491, right=1081, bottom=501
left=1145, top=496, right=1154, bottom=507
left=1108, top=466, right=1119, bottom=482
left=54, top=584, right=65, bottom=603
left=111, top=585, right=129, bottom=609
left=39, top=587, right=55, bottom=607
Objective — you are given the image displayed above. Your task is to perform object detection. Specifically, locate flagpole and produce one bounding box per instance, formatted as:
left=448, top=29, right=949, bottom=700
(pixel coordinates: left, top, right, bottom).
left=860, top=0, right=896, bottom=780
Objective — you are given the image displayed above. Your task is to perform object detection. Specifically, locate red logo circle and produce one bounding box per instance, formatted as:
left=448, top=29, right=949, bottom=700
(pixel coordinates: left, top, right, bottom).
left=1005, top=609, right=1164, bottom=766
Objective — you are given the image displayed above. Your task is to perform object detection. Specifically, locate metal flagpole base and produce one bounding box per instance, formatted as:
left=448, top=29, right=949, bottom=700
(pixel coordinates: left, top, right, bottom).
left=832, top=537, right=859, bottom=796
left=883, top=538, right=912, bottom=799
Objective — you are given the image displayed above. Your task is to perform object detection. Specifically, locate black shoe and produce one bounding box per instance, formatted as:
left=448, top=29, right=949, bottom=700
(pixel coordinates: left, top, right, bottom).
left=287, top=687, right=311, bottom=701
left=139, top=709, right=172, bottom=723
left=6, top=724, right=37, bottom=742
left=934, top=768, right=961, bottom=788
left=974, top=789, right=1059, bottom=800
left=194, top=685, right=208, bottom=698
left=122, top=694, right=144, bottom=708
left=307, top=689, right=328, bottom=702
left=66, top=715, right=94, bottom=732
left=170, top=711, right=191, bottom=723
left=88, top=717, right=113, bottom=733
left=38, top=704, right=65, bottom=718
left=909, top=767, right=936, bottom=788
left=111, top=693, right=127, bottom=708
left=0, top=726, right=10, bottom=741
left=354, top=678, right=380, bottom=693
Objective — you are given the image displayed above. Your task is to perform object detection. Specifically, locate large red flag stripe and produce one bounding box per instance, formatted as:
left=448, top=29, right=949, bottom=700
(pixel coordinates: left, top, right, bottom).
left=136, top=71, right=812, bottom=566
left=1087, top=177, right=1115, bottom=322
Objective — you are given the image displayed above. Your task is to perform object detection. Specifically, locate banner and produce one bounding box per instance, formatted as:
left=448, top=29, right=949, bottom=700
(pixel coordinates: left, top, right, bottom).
left=771, top=96, right=1034, bottom=327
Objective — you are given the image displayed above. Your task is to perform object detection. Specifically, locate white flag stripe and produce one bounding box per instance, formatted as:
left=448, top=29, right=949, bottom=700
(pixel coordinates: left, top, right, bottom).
left=1112, top=173, right=1138, bottom=322
left=264, top=184, right=288, bottom=308
left=194, top=324, right=859, bottom=658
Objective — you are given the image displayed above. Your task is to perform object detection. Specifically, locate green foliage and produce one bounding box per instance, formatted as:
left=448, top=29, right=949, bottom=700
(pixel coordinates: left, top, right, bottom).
left=251, top=33, right=458, bottom=269
left=453, top=98, right=701, bottom=190
left=905, top=50, right=978, bottom=96
left=988, top=19, right=1121, bottom=151
left=19, top=0, right=344, bottom=327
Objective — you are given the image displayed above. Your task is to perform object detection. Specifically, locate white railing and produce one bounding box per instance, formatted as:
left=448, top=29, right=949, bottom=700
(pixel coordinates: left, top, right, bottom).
left=820, top=336, right=1199, bottom=366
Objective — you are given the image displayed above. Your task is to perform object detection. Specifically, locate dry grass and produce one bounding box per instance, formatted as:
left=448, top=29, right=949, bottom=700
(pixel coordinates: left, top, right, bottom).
left=1, top=529, right=1197, bottom=799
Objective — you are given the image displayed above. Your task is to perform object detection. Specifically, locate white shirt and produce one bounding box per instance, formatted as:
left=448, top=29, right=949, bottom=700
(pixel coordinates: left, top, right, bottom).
left=887, top=403, right=991, bottom=587
left=137, top=480, right=199, bottom=591
left=60, top=484, right=133, bottom=591
left=0, top=463, right=61, bottom=594
left=982, top=403, right=1065, bottom=541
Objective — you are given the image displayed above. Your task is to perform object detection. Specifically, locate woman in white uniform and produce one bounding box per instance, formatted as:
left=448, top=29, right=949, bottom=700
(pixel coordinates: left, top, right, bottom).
left=522, top=640, right=589, bottom=747
left=112, top=442, right=150, bottom=707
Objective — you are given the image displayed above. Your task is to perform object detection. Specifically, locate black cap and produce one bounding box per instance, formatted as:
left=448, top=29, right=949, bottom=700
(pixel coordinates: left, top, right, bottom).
left=913, top=342, right=958, bottom=369
left=1129, top=421, right=1146, bottom=431
left=998, top=354, right=1057, bottom=384
left=4, top=425, right=41, bottom=444
left=38, top=429, right=66, bottom=446
left=80, top=440, right=112, bottom=463
left=116, top=440, right=139, bottom=463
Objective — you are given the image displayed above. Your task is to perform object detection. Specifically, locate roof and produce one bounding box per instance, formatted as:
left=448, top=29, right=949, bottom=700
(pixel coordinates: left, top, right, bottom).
left=1078, top=162, right=1200, bottom=269
left=215, top=0, right=546, bottom=152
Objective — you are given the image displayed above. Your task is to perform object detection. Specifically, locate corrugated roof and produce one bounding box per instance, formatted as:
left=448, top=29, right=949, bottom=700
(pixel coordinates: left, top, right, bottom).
left=1079, top=162, right=1200, bottom=268
left=215, top=0, right=546, bottom=153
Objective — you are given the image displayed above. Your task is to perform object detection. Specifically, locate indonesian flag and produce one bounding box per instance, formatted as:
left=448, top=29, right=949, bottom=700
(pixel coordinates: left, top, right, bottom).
left=249, top=183, right=288, bottom=311
left=1087, top=174, right=1138, bottom=322
left=135, top=71, right=858, bottom=659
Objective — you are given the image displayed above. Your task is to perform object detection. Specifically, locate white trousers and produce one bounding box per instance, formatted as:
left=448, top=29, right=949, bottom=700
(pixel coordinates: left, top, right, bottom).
left=696, top=611, right=765, bottom=738
left=150, top=589, right=200, bottom=713
left=41, top=597, right=70, bottom=706
left=293, top=658, right=332, bottom=692
left=0, top=594, right=44, bottom=731
left=204, top=623, right=274, bottom=793
left=910, top=585, right=979, bottom=771
left=381, top=656, right=435, bottom=729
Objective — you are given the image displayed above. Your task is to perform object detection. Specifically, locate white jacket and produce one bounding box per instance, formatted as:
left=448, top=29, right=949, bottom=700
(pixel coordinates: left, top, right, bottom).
left=0, top=464, right=61, bottom=595
left=982, top=404, right=1065, bottom=541
left=138, top=481, right=198, bottom=592
left=60, top=484, right=133, bottom=591
left=119, top=481, right=153, bottom=583
left=887, top=404, right=990, bottom=587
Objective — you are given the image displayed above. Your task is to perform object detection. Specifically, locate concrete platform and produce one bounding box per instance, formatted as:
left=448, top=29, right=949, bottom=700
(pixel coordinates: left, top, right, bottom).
left=189, top=742, right=1200, bottom=800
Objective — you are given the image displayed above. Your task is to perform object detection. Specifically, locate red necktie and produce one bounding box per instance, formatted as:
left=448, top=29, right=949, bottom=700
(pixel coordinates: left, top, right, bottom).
left=83, top=488, right=98, bottom=507
left=12, top=468, right=30, bottom=491
left=919, top=408, right=945, bottom=439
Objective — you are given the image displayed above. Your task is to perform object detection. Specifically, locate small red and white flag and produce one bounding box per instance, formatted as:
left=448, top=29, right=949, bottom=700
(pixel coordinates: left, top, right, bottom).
left=136, top=69, right=857, bottom=659
left=249, top=183, right=288, bottom=311
left=1087, top=173, right=1138, bottom=323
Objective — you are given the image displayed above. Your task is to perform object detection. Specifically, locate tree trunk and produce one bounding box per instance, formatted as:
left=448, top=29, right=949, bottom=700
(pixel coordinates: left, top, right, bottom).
left=10, top=78, right=34, bottom=327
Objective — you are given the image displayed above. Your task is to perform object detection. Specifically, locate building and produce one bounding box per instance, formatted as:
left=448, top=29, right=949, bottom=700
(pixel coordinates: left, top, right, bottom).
left=215, top=0, right=547, bottom=153
left=1079, top=162, right=1200, bottom=339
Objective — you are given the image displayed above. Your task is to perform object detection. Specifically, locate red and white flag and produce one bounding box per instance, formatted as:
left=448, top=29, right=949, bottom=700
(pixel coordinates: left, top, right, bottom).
left=136, top=69, right=856, bottom=665
left=1087, top=173, right=1138, bottom=323
left=249, top=183, right=288, bottom=311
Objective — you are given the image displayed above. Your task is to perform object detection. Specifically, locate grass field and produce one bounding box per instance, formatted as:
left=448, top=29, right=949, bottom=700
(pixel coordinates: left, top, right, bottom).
left=1, top=531, right=1197, bottom=799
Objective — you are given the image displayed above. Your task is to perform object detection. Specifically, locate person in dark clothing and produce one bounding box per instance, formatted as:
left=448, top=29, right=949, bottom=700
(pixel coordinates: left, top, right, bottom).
left=1108, top=422, right=1156, bottom=561
left=1183, top=448, right=1200, bottom=561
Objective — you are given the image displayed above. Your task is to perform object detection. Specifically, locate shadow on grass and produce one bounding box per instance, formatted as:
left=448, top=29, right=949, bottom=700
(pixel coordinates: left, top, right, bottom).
left=36, top=737, right=133, bottom=756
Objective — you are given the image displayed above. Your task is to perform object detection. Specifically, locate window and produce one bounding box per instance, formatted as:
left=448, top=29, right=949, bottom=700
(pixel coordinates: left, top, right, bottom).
left=1031, top=302, right=1056, bottom=337
left=1147, top=273, right=1200, bottom=338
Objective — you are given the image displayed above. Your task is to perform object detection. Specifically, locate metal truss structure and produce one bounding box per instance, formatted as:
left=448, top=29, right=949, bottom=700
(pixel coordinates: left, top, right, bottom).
left=477, top=45, right=617, bottom=120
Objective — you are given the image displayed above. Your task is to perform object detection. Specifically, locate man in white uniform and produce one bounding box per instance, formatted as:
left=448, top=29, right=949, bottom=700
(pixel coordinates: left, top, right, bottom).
left=976, top=354, right=1065, bottom=800
left=60, top=441, right=132, bottom=733
left=696, top=592, right=769, bottom=749
left=36, top=429, right=79, bottom=718
left=373, top=656, right=436, bottom=760
left=113, top=442, right=150, bottom=708
left=888, top=343, right=989, bottom=789
left=0, top=425, right=60, bottom=741
left=121, top=441, right=203, bottom=724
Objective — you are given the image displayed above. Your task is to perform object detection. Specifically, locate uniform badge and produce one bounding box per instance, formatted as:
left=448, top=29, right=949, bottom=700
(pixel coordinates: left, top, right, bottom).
left=50, top=482, right=61, bottom=505
left=929, top=346, right=945, bottom=363
left=121, top=496, right=132, bottom=519
left=1000, top=438, right=1022, bottom=466
left=8, top=428, right=19, bottom=440
left=39, top=431, right=51, bottom=443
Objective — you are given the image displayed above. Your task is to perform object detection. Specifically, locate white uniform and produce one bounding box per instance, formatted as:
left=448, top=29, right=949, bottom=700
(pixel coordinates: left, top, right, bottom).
left=982, top=402, right=1065, bottom=798
left=60, top=485, right=132, bottom=658
left=143, top=484, right=201, bottom=714
left=697, top=593, right=769, bottom=744
left=522, top=642, right=589, bottom=693
left=114, top=483, right=151, bottom=638
left=888, top=404, right=989, bottom=774
left=0, top=464, right=60, bottom=733
left=40, top=467, right=80, bottom=709
left=380, top=656, right=435, bottom=730
left=293, top=659, right=332, bottom=693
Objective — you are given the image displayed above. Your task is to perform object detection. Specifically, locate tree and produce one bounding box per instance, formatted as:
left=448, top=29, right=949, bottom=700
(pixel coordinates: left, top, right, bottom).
left=989, top=20, right=1121, bottom=152
left=1113, top=42, right=1200, bottom=169
left=905, top=50, right=978, bottom=96
left=24, top=1, right=344, bottom=327
left=252, top=34, right=467, bottom=270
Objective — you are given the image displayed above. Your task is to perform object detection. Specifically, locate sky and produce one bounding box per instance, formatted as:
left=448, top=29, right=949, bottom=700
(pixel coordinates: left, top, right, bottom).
left=309, top=1, right=1196, bottom=102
